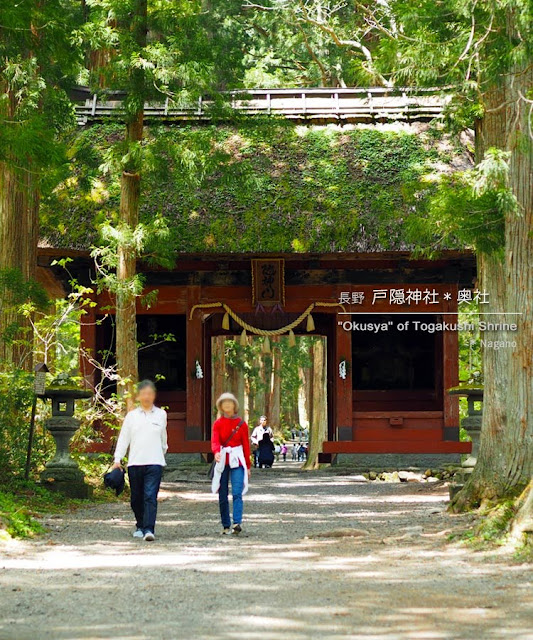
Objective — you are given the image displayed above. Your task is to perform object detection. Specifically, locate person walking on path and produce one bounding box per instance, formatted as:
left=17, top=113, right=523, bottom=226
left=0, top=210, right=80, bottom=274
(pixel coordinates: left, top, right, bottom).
left=113, top=380, right=168, bottom=542
left=257, top=433, right=275, bottom=468
left=292, top=443, right=298, bottom=461
left=281, top=443, right=288, bottom=462
left=250, top=415, right=273, bottom=468
left=211, top=393, right=251, bottom=535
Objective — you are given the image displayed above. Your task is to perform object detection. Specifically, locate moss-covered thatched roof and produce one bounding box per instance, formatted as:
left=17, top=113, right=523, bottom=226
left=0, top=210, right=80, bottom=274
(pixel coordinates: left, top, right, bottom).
left=40, top=120, right=472, bottom=254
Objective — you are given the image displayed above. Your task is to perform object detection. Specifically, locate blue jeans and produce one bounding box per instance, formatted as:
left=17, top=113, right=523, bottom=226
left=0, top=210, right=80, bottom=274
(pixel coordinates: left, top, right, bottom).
left=128, top=464, right=163, bottom=534
left=218, top=465, right=245, bottom=528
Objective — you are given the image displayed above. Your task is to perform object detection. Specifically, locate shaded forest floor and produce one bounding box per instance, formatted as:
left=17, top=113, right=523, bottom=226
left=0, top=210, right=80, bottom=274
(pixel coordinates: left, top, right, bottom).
left=0, top=467, right=531, bottom=640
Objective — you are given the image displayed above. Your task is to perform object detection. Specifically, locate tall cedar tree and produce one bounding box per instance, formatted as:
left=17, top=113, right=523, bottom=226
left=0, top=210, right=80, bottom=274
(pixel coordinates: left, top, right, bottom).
left=118, top=0, right=147, bottom=411
left=83, top=0, right=245, bottom=409
left=359, top=0, right=533, bottom=522
left=0, top=0, right=79, bottom=365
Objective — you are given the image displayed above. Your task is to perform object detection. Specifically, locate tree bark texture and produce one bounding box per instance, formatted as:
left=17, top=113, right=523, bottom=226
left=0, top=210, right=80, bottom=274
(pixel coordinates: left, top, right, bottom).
left=452, top=56, right=533, bottom=509
left=0, top=159, right=39, bottom=368
left=115, top=0, right=147, bottom=411
left=304, top=338, right=327, bottom=469
left=269, top=339, right=281, bottom=429
left=116, top=167, right=140, bottom=411
left=211, top=336, right=227, bottom=413
left=511, top=479, right=533, bottom=542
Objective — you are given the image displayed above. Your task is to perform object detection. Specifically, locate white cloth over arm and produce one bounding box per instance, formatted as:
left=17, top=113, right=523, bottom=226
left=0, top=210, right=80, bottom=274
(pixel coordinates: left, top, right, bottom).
left=211, top=445, right=249, bottom=496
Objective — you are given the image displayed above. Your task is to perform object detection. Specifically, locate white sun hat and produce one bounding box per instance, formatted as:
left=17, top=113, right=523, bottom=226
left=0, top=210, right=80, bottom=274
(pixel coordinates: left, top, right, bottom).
left=216, top=392, right=239, bottom=413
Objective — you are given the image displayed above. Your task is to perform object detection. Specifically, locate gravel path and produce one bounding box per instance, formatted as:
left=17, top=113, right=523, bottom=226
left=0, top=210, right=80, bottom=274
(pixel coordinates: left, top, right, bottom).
left=0, top=467, right=532, bottom=640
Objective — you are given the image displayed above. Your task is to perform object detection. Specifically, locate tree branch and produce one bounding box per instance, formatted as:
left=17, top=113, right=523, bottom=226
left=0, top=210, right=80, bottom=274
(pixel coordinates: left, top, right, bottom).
left=295, top=1, right=392, bottom=87
left=297, top=24, right=330, bottom=86
left=241, top=2, right=277, bottom=11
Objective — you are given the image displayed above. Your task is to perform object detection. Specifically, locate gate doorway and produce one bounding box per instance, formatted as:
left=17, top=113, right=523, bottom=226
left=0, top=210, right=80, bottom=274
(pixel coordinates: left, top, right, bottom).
left=204, top=312, right=337, bottom=465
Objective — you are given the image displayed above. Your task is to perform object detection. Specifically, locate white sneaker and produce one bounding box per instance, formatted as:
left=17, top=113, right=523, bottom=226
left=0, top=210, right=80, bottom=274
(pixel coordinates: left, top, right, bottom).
left=133, top=529, right=144, bottom=538
left=143, top=531, right=155, bottom=541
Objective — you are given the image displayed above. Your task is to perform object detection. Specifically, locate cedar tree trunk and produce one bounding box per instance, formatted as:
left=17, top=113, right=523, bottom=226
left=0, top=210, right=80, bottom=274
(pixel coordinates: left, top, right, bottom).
left=269, top=338, right=281, bottom=430
left=115, top=0, right=147, bottom=410
left=452, top=56, right=533, bottom=509
left=0, top=142, right=39, bottom=367
left=304, top=337, right=327, bottom=469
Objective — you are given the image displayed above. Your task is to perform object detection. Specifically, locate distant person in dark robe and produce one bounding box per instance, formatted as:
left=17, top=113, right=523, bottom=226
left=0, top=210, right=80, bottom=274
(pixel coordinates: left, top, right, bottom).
left=257, top=433, right=275, bottom=468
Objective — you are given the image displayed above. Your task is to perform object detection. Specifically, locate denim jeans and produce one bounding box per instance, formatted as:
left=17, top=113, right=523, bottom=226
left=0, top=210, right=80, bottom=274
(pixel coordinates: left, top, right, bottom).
left=128, top=464, right=163, bottom=534
left=218, top=465, right=245, bottom=528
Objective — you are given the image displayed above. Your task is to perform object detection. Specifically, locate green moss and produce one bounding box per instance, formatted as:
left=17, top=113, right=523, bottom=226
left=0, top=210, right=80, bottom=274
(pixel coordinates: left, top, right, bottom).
left=454, top=497, right=523, bottom=551
left=477, top=501, right=516, bottom=542
left=0, top=459, right=122, bottom=540
left=41, top=121, right=467, bottom=254
left=0, top=481, right=75, bottom=539
left=0, top=490, right=45, bottom=539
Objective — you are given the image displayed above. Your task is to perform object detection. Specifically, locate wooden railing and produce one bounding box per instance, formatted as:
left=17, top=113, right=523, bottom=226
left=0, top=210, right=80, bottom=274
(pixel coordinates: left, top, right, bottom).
left=73, top=86, right=449, bottom=125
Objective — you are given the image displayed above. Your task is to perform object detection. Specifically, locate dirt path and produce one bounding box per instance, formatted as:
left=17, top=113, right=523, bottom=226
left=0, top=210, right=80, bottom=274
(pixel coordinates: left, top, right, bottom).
left=0, top=468, right=531, bottom=640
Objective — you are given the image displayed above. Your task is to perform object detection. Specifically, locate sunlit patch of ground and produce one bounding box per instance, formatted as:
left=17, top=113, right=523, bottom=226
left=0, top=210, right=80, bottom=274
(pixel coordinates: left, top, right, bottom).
left=0, top=470, right=531, bottom=640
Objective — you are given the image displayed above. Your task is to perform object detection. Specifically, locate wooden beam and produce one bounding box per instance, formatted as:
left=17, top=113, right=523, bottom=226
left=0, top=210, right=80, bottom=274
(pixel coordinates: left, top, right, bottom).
left=335, top=313, right=352, bottom=439
left=354, top=410, right=443, bottom=418
left=323, top=440, right=471, bottom=454
left=442, top=285, right=460, bottom=430
left=186, top=286, right=204, bottom=438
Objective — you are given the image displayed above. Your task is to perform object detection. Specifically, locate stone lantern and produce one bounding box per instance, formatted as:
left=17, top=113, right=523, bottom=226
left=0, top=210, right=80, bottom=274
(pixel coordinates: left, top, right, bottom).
left=448, top=386, right=484, bottom=468
left=41, top=382, right=93, bottom=499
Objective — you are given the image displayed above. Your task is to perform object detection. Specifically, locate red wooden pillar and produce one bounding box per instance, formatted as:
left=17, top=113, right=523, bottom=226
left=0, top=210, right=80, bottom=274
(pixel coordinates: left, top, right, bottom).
left=335, top=312, right=353, bottom=441
left=186, top=285, right=204, bottom=440
left=442, top=284, right=460, bottom=439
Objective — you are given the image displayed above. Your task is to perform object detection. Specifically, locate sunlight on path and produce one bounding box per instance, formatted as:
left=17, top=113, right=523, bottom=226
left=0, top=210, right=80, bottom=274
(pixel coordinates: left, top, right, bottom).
left=0, top=471, right=531, bottom=640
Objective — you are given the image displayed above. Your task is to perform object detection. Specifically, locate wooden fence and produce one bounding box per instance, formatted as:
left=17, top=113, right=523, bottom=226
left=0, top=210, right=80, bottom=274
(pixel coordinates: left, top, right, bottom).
left=73, top=86, right=449, bottom=125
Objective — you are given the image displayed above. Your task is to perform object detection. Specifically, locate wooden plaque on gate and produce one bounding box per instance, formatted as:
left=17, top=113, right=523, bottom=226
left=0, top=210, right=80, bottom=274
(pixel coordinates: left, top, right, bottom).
left=251, top=259, right=285, bottom=306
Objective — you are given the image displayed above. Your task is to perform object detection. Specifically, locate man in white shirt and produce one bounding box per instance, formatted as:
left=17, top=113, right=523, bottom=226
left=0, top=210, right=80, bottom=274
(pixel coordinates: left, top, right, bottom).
left=112, top=380, right=168, bottom=541
left=250, top=415, right=273, bottom=468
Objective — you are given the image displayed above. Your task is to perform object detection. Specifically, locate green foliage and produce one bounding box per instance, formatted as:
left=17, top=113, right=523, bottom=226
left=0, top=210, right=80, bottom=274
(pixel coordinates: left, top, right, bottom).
left=41, top=122, right=461, bottom=254
left=0, top=367, right=52, bottom=483
left=33, top=298, right=83, bottom=376
left=237, top=1, right=391, bottom=87
left=278, top=336, right=314, bottom=427
left=90, top=217, right=174, bottom=307
left=0, top=269, right=49, bottom=311
left=458, top=300, right=482, bottom=386
left=407, top=148, right=514, bottom=256
left=370, top=0, right=533, bottom=104
left=0, top=468, right=119, bottom=539
left=217, top=334, right=317, bottom=429
left=0, top=489, right=45, bottom=539
left=0, top=0, right=82, bottom=187
left=72, top=452, right=116, bottom=484
left=0, top=268, right=50, bottom=353
left=0, top=280, right=119, bottom=483
left=79, top=0, right=245, bottom=100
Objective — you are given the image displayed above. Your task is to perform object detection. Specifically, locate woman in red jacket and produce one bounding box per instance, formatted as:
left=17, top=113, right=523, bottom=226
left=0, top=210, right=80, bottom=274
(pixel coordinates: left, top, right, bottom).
left=211, top=392, right=251, bottom=535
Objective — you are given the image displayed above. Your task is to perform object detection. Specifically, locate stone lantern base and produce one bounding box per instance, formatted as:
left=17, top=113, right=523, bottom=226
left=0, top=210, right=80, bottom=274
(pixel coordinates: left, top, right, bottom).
left=40, top=417, right=93, bottom=499
left=41, top=467, right=93, bottom=499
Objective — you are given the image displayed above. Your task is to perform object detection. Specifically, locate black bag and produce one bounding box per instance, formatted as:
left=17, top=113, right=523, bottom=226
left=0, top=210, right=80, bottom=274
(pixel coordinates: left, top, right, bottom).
left=208, top=418, right=244, bottom=480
